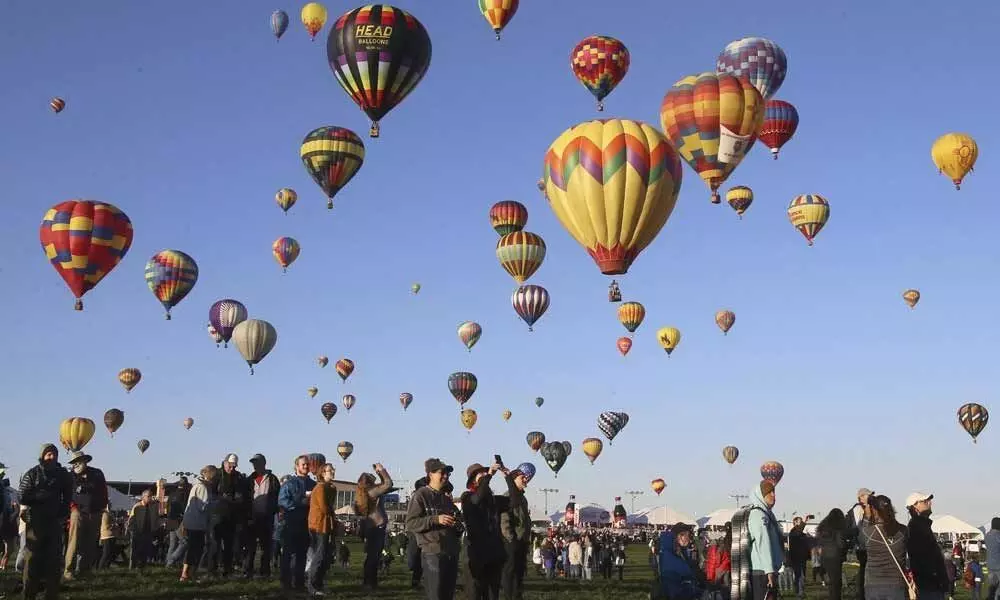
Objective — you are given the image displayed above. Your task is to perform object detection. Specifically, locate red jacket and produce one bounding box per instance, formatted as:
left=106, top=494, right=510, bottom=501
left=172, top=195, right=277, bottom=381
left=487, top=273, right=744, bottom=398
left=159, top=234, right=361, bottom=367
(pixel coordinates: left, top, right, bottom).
left=706, top=543, right=732, bottom=582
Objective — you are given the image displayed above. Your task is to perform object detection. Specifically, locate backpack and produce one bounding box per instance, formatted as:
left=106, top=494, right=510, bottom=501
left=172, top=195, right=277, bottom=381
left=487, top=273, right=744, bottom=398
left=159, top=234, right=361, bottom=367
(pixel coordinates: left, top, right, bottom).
left=730, top=506, right=766, bottom=600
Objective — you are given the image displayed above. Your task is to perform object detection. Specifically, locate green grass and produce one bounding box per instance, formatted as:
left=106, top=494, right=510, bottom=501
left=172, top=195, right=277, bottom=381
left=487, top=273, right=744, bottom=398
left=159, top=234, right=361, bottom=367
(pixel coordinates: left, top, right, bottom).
left=0, top=542, right=982, bottom=600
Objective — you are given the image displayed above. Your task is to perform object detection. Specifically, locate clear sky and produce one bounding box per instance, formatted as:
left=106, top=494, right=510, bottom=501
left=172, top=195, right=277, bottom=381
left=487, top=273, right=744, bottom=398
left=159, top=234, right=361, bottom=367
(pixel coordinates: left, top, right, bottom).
left=1, top=1, right=998, bottom=527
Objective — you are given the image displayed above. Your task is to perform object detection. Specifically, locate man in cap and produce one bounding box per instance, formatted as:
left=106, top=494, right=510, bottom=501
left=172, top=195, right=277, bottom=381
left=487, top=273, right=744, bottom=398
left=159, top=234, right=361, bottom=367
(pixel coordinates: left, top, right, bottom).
left=460, top=459, right=508, bottom=600
left=62, top=450, right=107, bottom=581
left=407, top=458, right=462, bottom=600
left=499, top=462, right=534, bottom=600
left=906, top=492, right=949, bottom=600
left=747, top=479, right=784, bottom=600
left=243, top=453, right=280, bottom=579
left=846, top=487, right=874, bottom=600
left=19, top=443, right=72, bottom=599
left=215, top=453, right=247, bottom=577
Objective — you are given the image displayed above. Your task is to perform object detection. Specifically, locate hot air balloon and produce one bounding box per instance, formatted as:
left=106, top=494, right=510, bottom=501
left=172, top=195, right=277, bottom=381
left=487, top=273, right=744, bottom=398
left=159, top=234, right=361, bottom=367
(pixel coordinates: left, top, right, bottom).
left=275, top=188, right=297, bottom=213
left=540, top=442, right=567, bottom=477
left=209, top=299, right=248, bottom=348
left=582, top=437, right=604, bottom=464
left=337, top=441, right=354, bottom=462
left=50, top=97, right=66, bottom=113
left=932, top=133, right=978, bottom=190
left=651, top=478, right=666, bottom=496
left=716, top=37, right=788, bottom=101
left=660, top=73, right=765, bottom=203
left=543, top=119, right=683, bottom=274
left=512, top=285, right=549, bottom=331
left=457, top=321, right=483, bottom=352
left=502, top=409, right=512, bottom=422
left=617, top=302, right=645, bottom=335
left=59, top=418, right=95, bottom=452
left=760, top=460, right=784, bottom=484
left=478, top=0, right=518, bottom=40
left=317, top=355, right=329, bottom=368
left=342, top=394, right=356, bottom=411
left=722, top=445, right=739, bottom=465
left=958, top=403, right=989, bottom=443
left=271, top=10, right=289, bottom=41
left=903, top=289, right=921, bottom=309
left=145, top=250, right=199, bottom=320
left=496, top=232, right=546, bottom=283
left=598, top=411, right=629, bottom=444
left=526, top=431, right=545, bottom=452
left=535, top=397, right=544, bottom=408
left=787, top=194, right=830, bottom=246
left=657, top=327, right=681, bottom=356
left=272, top=237, right=301, bottom=272
left=570, top=36, right=630, bottom=112
left=327, top=5, right=432, bottom=137
left=207, top=324, right=223, bottom=346
left=301, top=126, right=365, bottom=209
left=335, top=358, right=354, bottom=382
left=300, top=2, right=327, bottom=40
left=232, top=319, right=278, bottom=375
left=616, top=336, right=632, bottom=356
left=321, top=402, right=337, bottom=423
left=400, top=393, right=413, bottom=411
left=758, top=100, right=799, bottom=159
left=715, top=310, right=735, bottom=335
left=448, top=372, right=478, bottom=408
left=460, top=409, right=478, bottom=432
left=306, top=453, right=326, bottom=475
left=725, top=186, right=753, bottom=219
left=118, top=368, right=141, bottom=393
left=307, top=386, right=318, bottom=399
left=103, top=409, right=124, bottom=437
left=183, top=417, right=194, bottom=430
left=40, top=200, right=133, bottom=310
left=489, top=201, right=528, bottom=236
left=411, top=283, right=421, bottom=294
left=137, top=439, right=150, bottom=455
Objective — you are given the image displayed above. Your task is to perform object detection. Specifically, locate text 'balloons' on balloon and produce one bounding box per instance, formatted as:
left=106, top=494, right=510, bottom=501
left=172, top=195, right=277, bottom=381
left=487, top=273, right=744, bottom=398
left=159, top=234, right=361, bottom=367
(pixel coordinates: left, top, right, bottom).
left=656, top=327, right=681, bottom=356
left=512, top=285, right=549, bottom=331
left=725, top=186, right=753, bottom=219
left=716, top=37, right=788, bottom=101
left=931, top=133, right=978, bottom=190
left=457, top=321, right=483, bottom=352
left=958, top=403, right=988, bottom=443
left=40, top=200, right=133, bottom=311
left=570, top=36, right=630, bottom=112
left=617, top=301, right=645, bottom=335
left=496, top=231, right=546, bottom=284
left=271, top=10, right=289, bottom=41
left=301, top=2, right=327, bottom=40
left=489, top=201, right=528, bottom=237
left=275, top=188, right=297, bottom=214
left=479, top=0, right=518, bottom=40
left=232, top=319, right=278, bottom=374
left=787, top=194, right=830, bottom=246
left=145, top=250, right=198, bottom=320
left=326, top=5, right=432, bottom=138
left=118, top=368, right=141, bottom=393
left=715, top=310, right=735, bottom=335
left=301, top=126, right=365, bottom=209
left=209, top=299, right=248, bottom=348
left=448, top=372, right=478, bottom=408
left=758, top=100, right=799, bottom=160
left=272, top=237, right=301, bottom=272
left=902, top=289, right=921, bottom=309
left=543, top=119, right=683, bottom=275
left=335, top=358, right=354, bottom=382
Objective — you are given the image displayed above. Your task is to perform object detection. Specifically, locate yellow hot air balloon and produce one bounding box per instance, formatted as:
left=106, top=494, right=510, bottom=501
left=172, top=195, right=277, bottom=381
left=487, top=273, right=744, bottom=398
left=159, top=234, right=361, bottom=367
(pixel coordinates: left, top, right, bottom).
left=581, top=437, right=604, bottom=465
left=902, top=289, right=921, bottom=309
left=725, top=186, right=753, bottom=219
left=307, top=386, right=318, bottom=398
left=617, top=301, right=645, bottom=335
left=460, top=409, right=478, bottom=432
left=543, top=119, right=683, bottom=275
left=300, top=2, right=327, bottom=40
left=715, top=310, right=735, bottom=335
left=118, top=368, right=141, bottom=393
left=275, top=188, right=297, bottom=214
left=931, top=133, right=978, bottom=190
left=496, top=231, right=546, bottom=283
left=502, top=409, right=512, bottom=422
left=651, top=478, right=666, bottom=495
left=59, top=417, right=96, bottom=452
left=660, top=73, right=765, bottom=203
left=787, top=194, right=830, bottom=246
left=656, top=327, right=681, bottom=356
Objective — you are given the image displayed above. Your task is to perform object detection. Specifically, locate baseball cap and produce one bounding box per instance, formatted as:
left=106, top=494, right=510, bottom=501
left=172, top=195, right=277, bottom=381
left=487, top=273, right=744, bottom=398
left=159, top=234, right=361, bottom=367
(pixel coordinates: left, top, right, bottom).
left=424, top=457, right=453, bottom=474
left=225, top=453, right=239, bottom=466
left=249, top=454, right=266, bottom=464
left=905, top=492, right=933, bottom=508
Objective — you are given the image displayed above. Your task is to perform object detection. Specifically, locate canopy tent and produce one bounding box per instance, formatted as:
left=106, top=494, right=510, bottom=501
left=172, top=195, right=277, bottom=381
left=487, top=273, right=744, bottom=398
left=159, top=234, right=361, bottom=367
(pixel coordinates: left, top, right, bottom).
left=107, top=486, right=136, bottom=511
left=698, top=508, right=737, bottom=529
left=335, top=503, right=358, bottom=516
left=931, top=515, right=984, bottom=540
left=628, top=506, right=696, bottom=526
left=549, top=503, right=611, bottom=525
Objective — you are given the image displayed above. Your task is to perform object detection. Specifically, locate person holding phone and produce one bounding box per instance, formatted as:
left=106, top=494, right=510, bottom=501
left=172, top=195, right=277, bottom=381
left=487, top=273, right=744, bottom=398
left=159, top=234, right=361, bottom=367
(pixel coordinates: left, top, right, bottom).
left=460, top=457, right=511, bottom=600
left=355, top=463, right=394, bottom=592
left=407, top=458, right=461, bottom=600
left=277, top=455, right=315, bottom=593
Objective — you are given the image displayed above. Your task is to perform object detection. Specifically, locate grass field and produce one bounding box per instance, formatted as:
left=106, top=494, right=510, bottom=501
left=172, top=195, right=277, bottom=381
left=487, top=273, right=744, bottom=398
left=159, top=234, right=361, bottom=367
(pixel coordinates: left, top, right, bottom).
left=0, top=542, right=980, bottom=600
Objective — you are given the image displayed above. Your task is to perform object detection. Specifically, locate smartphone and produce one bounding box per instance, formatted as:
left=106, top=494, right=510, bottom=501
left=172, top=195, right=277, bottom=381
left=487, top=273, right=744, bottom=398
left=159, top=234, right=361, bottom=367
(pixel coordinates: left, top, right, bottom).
left=494, top=454, right=503, bottom=467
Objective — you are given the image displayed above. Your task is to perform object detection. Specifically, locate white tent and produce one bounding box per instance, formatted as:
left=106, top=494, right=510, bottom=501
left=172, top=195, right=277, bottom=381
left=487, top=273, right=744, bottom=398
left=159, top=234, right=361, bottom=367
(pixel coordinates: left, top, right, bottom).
left=108, top=487, right=136, bottom=511
left=931, top=515, right=984, bottom=540
left=698, top=508, right=737, bottom=529
left=629, top=506, right=696, bottom=526
left=335, top=503, right=358, bottom=516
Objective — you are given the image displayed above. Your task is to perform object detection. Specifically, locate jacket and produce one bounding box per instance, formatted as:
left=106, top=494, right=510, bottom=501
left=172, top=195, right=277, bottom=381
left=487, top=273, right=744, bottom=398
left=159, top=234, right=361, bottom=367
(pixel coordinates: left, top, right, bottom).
left=182, top=478, right=214, bottom=532
left=167, top=484, right=192, bottom=521
left=406, top=485, right=461, bottom=556
left=278, top=475, right=315, bottom=527
left=705, top=542, right=732, bottom=582
left=747, top=485, right=784, bottom=574
left=499, top=473, right=530, bottom=543
left=70, top=466, right=108, bottom=514
left=216, top=466, right=248, bottom=523
left=18, top=445, right=72, bottom=527
left=659, top=531, right=704, bottom=600
left=245, top=470, right=280, bottom=520
left=907, top=513, right=949, bottom=591
left=308, top=481, right=337, bottom=534
left=846, top=504, right=870, bottom=552
left=817, top=527, right=848, bottom=565
left=568, top=541, right=583, bottom=565
left=460, top=472, right=508, bottom=568
left=100, top=509, right=114, bottom=540
left=357, top=471, right=394, bottom=529
left=788, top=526, right=811, bottom=565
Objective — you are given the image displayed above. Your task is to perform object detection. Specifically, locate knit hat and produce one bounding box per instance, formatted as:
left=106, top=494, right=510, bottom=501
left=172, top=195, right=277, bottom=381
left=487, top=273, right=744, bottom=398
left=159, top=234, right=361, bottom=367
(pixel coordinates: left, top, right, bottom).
left=760, top=479, right=775, bottom=497
left=39, top=443, right=58, bottom=460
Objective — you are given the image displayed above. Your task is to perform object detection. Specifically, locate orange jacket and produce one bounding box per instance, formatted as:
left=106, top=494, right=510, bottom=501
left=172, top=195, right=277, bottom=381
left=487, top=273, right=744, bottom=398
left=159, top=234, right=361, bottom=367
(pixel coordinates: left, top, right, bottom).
left=308, top=482, right=337, bottom=534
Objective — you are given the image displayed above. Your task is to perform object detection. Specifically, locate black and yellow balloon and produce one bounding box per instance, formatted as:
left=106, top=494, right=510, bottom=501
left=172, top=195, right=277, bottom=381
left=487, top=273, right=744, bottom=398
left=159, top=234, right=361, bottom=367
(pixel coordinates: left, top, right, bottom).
left=300, top=127, right=365, bottom=210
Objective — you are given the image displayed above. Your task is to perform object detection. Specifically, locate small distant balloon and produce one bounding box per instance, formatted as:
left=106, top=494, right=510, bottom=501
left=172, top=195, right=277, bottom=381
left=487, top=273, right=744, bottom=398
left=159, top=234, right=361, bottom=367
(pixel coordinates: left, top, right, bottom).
left=137, top=439, right=150, bottom=455
left=342, top=394, right=356, bottom=411
left=183, top=417, right=194, bottom=430
left=275, top=188, right=297, bottom=214
left=50, top=98, right=66, bottom=113
left=902, top=289, right=920, bottom=309
left=715, top=310, right=735, bottom=335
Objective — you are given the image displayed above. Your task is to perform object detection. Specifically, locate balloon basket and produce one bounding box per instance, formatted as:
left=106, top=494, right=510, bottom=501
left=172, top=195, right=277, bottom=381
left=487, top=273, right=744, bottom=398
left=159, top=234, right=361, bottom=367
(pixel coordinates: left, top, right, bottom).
left=370, top=122, right=380, bottom=138
left=165, top=313, right=171, bottom=321
left=327, top=200, right=333, bottom=209
left=74, top=299, right=83, bottom=311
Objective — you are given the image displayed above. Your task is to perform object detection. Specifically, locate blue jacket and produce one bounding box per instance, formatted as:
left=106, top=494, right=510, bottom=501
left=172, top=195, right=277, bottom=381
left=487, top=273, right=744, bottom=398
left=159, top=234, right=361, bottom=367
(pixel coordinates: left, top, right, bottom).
left=658, top=531, right=703, bottom=600
left=747, top=485, right=784, bottom=574
left=278, top=475, right=315, bottom=525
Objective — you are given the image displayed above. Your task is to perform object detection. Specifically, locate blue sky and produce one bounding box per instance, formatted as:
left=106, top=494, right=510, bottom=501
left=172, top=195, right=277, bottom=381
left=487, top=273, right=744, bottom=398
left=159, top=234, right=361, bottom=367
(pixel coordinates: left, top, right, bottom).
left=1, top=1, right=998, bottom=526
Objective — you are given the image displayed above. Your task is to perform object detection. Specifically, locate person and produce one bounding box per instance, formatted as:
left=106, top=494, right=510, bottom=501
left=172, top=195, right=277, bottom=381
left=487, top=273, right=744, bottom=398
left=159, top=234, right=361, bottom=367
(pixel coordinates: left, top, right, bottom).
left=847, top=488, right=875, bottom=600
left=541, top=539, right=557, bottom=579
left=658, top=523, right=704, bottom=600
left=499, top=463, right=533, bottom=600
left=278, top=455, right=316, bottom=593
left=0, top=471, right=19, bottom=571
left=811, top=543, right=824, bottom=585
left=613, top=541, right=627, bottom=580
left=705, top=525, right=732, bottom=600
left=788, top=516, right=810, bottom=598
left=816, top=508, right=849, bottom=600
left=338, top=540, right=350, bottom=570
left=905, top=492, right=949, bottom=600
left=355, top=463, right=394, bottom=592
left=126, top=489, right=159, bottom=569
left=461, top=460, right=510, bottom=600
left=747, top=480, right=784, bottom=600
left=861, top=495, right=910, bottom=600
left=407, top=477, right=428, bottom=589
left=214, top=453, right=247, bottom=577
left=965, top=553, right=983, bottom=600
left=18, top=442, right=73, bottom=599
left=165, top=476, right=192, bottom=567
left=243, top=454, right=280, bottom=579
left=62, top=450, right=107, bottom=580
left=181, top=465, right=218, bottom=583
left=406, top=458, right=462, bottom=600
left=305, top=463, right=337, bottom=597
left=568, top=536, right=582, bottom=579
left=984, top=518, right=1000, bottom=600
left=97, top=503, right=117, bottom=570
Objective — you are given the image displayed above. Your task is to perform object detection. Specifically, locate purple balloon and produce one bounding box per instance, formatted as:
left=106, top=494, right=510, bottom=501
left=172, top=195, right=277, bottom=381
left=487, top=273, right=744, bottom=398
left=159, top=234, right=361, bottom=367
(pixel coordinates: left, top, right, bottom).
left=208, top=299, right=247, bottom=347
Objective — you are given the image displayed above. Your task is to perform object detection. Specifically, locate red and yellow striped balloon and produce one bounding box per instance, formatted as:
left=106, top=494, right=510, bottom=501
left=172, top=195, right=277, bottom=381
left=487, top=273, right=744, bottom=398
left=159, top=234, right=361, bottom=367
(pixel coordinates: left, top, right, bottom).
left=489, top=200, right=528, bottom=236
left=496, top=231, right=545, bottom=283
left=478, top=0, right=518, bottom=40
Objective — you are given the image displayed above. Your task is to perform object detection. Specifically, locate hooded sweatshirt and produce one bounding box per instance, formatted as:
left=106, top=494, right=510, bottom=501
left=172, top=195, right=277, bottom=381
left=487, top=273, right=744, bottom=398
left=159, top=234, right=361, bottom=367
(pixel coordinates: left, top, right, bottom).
left=984, top=519, right=1000, bottom=573
left=18, top=443, right=72, bottom=526
left=907, top=511, right=948, bottom=591
left=406, top=484, right=461, bottom=556
left=747, top=484, right=784, bottom=574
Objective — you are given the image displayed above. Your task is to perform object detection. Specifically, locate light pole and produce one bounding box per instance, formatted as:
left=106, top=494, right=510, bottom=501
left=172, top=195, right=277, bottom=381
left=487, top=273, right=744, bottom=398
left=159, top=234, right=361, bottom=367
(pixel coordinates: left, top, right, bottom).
left=626, top=490, right=644, bottom=514
left=729, top=493, right=748, bottom=507
left=539, top=488, right=559, bottom=515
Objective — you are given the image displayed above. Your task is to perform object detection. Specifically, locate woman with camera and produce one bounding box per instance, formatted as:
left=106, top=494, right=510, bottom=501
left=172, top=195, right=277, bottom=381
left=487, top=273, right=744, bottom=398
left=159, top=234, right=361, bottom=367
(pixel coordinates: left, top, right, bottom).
left=355, top=463, right=394, bottom=592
